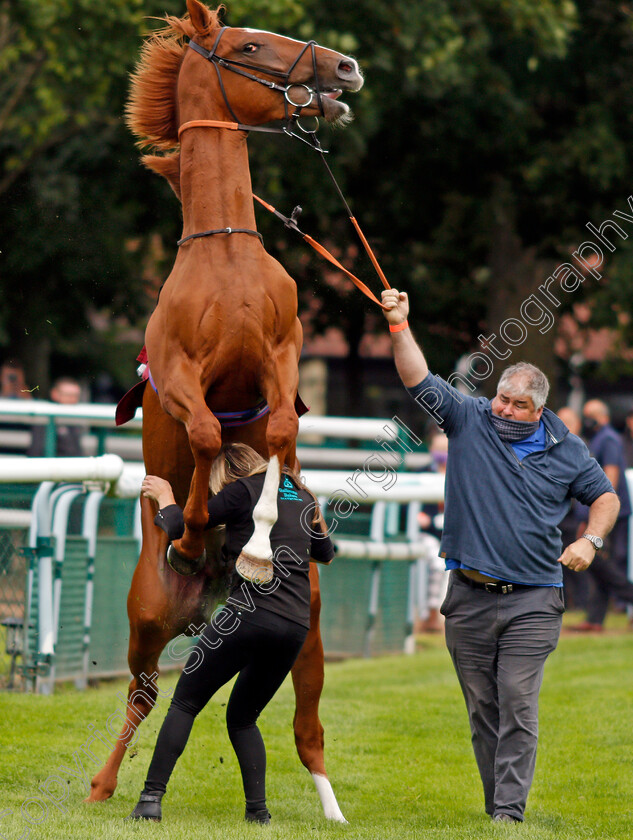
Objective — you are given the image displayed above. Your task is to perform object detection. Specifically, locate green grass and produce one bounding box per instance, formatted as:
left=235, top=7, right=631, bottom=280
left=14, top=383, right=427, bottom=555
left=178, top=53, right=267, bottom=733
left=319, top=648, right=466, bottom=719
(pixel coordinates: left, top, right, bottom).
left=0, top=629, right=632, bottom=840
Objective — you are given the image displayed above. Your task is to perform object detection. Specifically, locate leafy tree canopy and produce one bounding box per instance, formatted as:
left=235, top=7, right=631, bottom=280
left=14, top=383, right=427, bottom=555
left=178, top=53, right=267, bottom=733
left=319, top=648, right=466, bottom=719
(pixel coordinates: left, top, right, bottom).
left=1, top=0, right=632, bottom=399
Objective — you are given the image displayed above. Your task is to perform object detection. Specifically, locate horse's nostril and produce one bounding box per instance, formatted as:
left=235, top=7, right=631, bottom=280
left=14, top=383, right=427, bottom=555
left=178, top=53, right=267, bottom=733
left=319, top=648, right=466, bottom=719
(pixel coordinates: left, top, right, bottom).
left=337, top=59, right=356, bottom=77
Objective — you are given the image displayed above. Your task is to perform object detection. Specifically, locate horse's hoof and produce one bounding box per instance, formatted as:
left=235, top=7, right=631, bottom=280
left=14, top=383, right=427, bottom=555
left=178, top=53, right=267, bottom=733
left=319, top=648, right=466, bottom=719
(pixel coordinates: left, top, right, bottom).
left=166, top=544, right=206, bottom=576
left=236, top=552, right=274, bottom=584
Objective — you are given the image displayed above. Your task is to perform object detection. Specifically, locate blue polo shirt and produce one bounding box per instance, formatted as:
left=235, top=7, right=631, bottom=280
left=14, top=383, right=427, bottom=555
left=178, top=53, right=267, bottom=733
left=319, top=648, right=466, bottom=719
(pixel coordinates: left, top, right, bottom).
left=509, top=419, right=547, bottom=461
left=407, top=373, right=615, bottom=585
left=445, top=419, right=557, bottom=584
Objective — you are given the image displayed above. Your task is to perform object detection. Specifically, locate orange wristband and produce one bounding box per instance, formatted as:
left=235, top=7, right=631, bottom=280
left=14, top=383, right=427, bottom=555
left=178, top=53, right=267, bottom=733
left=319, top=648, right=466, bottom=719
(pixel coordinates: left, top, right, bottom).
left=389, top=320, right=409, bottom=333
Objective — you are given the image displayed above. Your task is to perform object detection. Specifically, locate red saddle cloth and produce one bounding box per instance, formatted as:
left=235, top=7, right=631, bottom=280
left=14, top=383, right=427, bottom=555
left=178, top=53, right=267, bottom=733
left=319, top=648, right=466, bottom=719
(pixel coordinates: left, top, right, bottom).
left=115, top=380, right=148, bottom=426
left=115, top=348, right=309, bottom=427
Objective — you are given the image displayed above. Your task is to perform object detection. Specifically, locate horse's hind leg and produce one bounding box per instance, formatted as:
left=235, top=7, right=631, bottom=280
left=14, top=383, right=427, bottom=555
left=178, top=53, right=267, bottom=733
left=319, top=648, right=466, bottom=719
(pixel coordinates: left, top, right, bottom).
left=88, top=497, right=171, bottom=801
left=87, top=652, right=163, bottom=801
left=291, top=564, right=346, bottom=822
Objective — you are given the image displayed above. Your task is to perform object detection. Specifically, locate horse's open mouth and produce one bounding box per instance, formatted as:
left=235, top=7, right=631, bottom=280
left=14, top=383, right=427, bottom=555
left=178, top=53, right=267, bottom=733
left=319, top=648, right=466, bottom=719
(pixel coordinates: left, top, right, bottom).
left=320, top=91, right=351, bottom=123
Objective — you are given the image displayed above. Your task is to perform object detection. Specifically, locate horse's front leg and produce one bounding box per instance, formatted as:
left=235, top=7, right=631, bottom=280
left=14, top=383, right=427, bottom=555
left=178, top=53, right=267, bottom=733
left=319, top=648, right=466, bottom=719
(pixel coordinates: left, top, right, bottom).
left=164, top=382, right=222, bottom=569
left=236, top=343, right=299, bottom=583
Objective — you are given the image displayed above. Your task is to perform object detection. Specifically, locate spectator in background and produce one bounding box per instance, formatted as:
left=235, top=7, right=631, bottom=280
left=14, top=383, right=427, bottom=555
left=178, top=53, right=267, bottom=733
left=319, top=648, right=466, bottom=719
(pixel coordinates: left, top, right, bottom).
left=622, top=407, right=633, bottom=469
left=556, top=407, right=589, bottom=611
left=27, top=377, right=84, bottom=457
left=0, top=360, right=33, bottom=455
left=570, top=399, right=633, bottom=632
left=415, top=431, right=448, bottom=632
left=0, top=360, right=32, bottom=400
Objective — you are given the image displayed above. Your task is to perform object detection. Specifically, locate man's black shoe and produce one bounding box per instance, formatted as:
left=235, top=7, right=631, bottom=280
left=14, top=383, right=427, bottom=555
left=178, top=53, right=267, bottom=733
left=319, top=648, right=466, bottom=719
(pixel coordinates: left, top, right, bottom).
left=493, top=813, right=520, bottom=823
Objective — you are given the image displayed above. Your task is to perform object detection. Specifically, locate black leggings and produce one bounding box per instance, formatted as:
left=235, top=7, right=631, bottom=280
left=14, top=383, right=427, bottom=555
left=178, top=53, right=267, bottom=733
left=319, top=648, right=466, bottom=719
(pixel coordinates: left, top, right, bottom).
left=143, top=610, right=307, bottom=812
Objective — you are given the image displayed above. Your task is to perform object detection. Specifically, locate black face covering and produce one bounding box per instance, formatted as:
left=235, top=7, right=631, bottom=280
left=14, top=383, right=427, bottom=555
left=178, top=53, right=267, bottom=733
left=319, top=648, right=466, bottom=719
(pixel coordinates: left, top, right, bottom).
left=582, top=417, right=599, bottom=438
left=490, top=413, right=540, bottom=442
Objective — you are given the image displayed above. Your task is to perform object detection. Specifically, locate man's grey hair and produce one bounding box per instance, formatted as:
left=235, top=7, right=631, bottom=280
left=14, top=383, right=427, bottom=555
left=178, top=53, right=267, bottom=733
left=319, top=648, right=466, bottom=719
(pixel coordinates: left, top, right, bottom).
left=497, top=362, right=550, bottom=410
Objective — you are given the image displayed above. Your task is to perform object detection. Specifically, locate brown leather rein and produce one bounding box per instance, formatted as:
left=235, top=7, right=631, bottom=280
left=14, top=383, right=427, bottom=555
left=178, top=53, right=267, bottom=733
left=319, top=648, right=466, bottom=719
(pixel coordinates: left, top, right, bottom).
left=178, top=118, right=391, bottom=311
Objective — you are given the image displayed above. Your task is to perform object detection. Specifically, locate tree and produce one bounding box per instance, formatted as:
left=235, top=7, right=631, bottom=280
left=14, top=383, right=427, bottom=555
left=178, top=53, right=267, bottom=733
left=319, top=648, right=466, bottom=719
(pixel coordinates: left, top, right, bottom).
left=0, top=0, right=185, bottom=390
left=243, top=0, right=633, bottom=408
left=0, top=0, right=322, bottom=393
left=3, top=1, right=633, bottom=407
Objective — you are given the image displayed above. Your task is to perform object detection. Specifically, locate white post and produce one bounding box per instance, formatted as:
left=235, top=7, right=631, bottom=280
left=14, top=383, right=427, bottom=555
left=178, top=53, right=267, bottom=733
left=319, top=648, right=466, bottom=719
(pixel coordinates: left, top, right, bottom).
left=80, top=489, right=105, bottom=689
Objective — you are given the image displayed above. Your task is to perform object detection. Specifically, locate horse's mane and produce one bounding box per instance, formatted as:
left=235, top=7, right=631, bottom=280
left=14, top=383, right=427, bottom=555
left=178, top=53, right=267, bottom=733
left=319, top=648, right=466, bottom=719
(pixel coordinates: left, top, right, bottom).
left=126, top=7, right=223, bottom=150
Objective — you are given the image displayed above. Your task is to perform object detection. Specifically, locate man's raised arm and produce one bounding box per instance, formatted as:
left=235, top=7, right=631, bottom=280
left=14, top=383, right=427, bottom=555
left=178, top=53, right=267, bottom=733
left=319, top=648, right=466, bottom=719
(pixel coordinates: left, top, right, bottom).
left=381, top=289, right=429, bottom=387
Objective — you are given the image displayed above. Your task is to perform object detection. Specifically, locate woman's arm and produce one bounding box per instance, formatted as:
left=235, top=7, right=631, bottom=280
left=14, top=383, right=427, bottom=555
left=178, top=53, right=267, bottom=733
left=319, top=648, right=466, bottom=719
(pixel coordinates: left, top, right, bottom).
left=142, top=475, right=176, bottom=508
left=142, top=475, right=184, bottom=540
left=310, top=535, right=336, bottom=564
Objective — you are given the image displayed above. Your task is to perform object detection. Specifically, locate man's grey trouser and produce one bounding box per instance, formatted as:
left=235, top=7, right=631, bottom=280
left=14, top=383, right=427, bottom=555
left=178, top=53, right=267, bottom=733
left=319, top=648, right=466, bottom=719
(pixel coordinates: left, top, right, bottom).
left=442, top=571, right=564, bottom=821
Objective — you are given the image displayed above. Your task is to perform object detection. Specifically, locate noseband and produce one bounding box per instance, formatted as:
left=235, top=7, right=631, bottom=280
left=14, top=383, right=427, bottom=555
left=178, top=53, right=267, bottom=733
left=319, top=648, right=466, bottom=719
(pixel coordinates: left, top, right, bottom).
left=187, top=26, right=324, bottom=126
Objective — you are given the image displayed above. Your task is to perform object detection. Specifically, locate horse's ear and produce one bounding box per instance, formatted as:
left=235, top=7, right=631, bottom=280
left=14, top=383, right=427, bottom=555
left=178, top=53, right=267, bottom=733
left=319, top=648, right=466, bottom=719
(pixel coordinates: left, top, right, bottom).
left=187, top=0, right=215, bottom=35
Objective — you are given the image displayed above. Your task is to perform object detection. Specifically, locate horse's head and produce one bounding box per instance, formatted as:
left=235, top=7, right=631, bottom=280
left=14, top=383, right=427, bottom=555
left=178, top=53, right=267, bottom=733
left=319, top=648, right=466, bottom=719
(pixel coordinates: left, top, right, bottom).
left=129, top=1, right=364, bottom=190
left=181, top=0, right=364, bottom=126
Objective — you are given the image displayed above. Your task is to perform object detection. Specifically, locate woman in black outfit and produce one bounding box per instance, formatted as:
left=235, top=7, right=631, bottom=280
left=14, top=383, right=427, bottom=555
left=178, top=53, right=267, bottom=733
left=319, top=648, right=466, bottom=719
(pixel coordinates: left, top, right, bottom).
left=127, top=443, right=335, bottom=825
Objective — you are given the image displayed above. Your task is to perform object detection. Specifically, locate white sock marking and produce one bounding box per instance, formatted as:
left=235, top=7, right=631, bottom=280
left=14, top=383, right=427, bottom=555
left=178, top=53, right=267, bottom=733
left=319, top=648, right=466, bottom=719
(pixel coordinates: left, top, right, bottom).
left=240, top=455, right=280, bottom=560
left=312, top=773, right=347, bottom=823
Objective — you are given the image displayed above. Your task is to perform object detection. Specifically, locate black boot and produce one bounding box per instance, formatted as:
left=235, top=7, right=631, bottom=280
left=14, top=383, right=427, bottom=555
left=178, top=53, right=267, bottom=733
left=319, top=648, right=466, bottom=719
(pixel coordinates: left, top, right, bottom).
left=245, top=807, right=271, bottom=824
left=125, top=793, right=163, bottom=822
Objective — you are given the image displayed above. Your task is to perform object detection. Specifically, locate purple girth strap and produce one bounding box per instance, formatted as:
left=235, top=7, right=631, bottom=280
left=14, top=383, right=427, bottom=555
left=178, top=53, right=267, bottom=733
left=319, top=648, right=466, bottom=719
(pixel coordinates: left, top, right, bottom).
left=145, top=363, right=269, bottom=428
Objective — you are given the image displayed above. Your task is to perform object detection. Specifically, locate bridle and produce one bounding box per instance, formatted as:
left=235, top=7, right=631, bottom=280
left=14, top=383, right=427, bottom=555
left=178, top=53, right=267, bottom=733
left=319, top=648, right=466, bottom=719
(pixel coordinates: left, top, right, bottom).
left=176, top=26, right=327, bottom=247
left=177, top=27, right=391, bottom=309
left=186, top=26, right=324, bottom=129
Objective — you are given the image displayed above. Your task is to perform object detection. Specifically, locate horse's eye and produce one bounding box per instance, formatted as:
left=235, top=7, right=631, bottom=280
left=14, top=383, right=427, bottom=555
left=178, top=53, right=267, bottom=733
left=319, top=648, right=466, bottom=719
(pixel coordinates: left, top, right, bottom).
left=243, top=43, right=259, bottom=54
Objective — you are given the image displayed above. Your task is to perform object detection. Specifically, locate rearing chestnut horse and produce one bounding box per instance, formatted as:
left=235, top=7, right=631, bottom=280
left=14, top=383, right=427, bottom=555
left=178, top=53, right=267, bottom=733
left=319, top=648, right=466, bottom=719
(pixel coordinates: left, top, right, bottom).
left=87, top=0, right=363, bottom=822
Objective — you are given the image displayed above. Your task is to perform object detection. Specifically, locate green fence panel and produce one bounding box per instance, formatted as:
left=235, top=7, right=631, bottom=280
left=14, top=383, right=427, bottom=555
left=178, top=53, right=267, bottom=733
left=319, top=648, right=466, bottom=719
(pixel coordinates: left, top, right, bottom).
left=318, top=558, right=376, bottom=657
left=373, top=558, right=411, bottom=654
left=54, top=536, right=90, bottom=683
left=89, top=536, right=138, bottom=679
left=26, top=549, right=41, bottom=679
left=98, top=498, right=137, bottom=538
left=0, top=484, right=38, bottom=509
left=324, top=503, right=374, bottom=537
left=318, top=554, right=413, bottom=658
left=0, top=528, right=29, bottom=689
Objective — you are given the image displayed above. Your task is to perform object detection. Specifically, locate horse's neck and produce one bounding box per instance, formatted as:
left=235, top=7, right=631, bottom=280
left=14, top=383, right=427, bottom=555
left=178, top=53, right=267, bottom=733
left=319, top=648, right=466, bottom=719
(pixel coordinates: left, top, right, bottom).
left=179, top=129, right=257, bottom=237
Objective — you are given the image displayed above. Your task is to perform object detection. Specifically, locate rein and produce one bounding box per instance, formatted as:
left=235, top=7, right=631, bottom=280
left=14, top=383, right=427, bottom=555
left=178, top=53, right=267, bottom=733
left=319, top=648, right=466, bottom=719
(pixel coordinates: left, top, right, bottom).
left=252, top=196, right=389, bottom=310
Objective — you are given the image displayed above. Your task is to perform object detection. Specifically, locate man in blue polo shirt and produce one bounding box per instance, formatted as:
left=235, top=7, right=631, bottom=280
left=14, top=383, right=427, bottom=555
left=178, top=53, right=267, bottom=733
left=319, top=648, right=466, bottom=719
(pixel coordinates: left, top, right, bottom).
left=381, top=288, right=619, bottom=824
left=570, top=399, right=633, bottom=630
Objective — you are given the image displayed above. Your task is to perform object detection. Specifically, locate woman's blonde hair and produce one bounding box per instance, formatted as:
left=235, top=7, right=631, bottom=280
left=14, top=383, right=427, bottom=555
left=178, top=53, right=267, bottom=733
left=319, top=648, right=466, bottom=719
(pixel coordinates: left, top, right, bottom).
left=209, top=443, right=268, bottom=495
left=209, top=442, right=327, bottom=532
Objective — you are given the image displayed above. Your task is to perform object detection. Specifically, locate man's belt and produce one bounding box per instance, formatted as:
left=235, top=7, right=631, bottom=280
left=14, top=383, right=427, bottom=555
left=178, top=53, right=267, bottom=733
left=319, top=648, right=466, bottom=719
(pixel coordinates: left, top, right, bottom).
left=454, top=569, right=535, bottom=594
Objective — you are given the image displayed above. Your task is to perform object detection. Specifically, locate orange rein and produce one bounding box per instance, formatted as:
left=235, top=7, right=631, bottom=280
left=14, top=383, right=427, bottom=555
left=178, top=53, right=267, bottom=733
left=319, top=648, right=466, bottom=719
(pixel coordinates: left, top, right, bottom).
left=251, top=196, right=388, bottom=310
left=178, top=119, right=391, bottom=310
